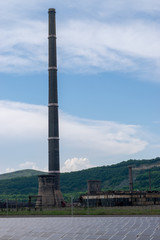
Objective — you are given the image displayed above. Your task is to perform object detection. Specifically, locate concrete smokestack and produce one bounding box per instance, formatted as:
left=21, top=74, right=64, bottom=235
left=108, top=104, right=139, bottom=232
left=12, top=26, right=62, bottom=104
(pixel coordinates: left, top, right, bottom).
left=48, top=8, right=60, bottom=190
left=37, top=9, right=64, bottom=208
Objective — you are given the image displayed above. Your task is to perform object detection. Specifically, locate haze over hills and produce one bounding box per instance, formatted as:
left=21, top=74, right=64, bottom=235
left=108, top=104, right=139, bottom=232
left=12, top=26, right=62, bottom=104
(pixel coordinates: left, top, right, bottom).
left=0, top=157, right=160, bottom=201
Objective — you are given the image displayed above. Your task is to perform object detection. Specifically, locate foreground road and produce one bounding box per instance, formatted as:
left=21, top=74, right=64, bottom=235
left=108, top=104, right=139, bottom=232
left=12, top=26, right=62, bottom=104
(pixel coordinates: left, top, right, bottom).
left=0, top=216, right=159, bottom=240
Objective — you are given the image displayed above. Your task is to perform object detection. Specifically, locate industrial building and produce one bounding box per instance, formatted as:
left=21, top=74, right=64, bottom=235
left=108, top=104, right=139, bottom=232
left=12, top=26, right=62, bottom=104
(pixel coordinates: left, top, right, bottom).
left=80, top=169, right=160, bottom=207
left=80, top=189, right=160, bottom=207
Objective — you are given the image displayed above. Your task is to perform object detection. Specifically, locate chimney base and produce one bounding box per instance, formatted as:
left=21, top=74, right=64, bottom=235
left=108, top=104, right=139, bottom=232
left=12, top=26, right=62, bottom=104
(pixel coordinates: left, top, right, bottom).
left=36, top=175, right=65, bottom=208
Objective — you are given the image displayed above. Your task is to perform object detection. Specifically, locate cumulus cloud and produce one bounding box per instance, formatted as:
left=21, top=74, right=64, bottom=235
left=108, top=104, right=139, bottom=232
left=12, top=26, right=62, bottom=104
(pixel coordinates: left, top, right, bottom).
left=61, top=158, right=94, bottom=172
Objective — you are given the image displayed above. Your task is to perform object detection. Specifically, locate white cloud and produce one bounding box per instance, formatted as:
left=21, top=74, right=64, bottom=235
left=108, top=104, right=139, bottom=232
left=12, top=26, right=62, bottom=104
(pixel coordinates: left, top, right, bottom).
left=0, top=19, right=47, bottom=73
left=4, top=162, right=47, bottom=174
left=5, top=168, right=15, bottom=173
left=58, top=19, right=160, bottom=76
left=61, top=158, right=94, bottom=172
left=0, top=101, right=48, bottom=173
left=0, top=0, right=159, bottom=79
left=0, top=100, right=147, bottom=155
left=0, top=101, right=149, bottom=172
left=18, top=161, right=47, bottom=172
left=59, top=112, right=147, bottom=160
left=0, top=100, right=47, bottom=140
left=19, top=161, right=39, bottom=170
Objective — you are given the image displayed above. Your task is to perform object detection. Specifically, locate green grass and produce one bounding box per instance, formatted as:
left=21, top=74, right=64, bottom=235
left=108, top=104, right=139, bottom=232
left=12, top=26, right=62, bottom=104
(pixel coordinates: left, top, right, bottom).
left=0, top=206, right=160, bottom=216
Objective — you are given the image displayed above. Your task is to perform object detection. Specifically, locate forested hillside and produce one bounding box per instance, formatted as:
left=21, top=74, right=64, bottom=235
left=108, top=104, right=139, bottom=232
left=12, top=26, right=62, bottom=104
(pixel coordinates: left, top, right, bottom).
left=61, top=157, right=160, bottom=192
left=0, top=157, right=160, bottom=201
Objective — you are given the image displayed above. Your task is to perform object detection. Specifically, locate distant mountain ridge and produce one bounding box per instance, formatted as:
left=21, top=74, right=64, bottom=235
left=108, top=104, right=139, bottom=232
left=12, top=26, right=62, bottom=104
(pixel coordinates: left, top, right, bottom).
left=0, top=157, right=160, bottom=200
left=0, top=169, right=47, bottom=180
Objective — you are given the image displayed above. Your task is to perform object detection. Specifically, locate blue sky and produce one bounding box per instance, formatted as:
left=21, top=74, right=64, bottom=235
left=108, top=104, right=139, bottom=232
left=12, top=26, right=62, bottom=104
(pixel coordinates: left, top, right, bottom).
left=0, top=0, right=160, bottom=173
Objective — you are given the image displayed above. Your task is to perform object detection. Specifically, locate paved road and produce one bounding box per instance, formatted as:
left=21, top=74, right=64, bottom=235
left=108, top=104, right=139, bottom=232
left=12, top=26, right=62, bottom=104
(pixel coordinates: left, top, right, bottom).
left=0, top=217, right=159, bottom=240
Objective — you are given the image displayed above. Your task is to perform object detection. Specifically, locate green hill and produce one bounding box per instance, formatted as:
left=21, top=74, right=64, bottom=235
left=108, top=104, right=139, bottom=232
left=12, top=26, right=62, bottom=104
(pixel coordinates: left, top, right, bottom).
left=61, top=157, right=160, bottom=193
left=0, top=169, right=46, bottom=180
left=0, top=157, right=160, bottom=201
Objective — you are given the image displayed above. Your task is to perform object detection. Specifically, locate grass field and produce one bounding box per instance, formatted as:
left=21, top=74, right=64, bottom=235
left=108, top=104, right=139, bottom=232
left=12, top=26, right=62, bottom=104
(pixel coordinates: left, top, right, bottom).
left=0, top=206, right=160, bottom=216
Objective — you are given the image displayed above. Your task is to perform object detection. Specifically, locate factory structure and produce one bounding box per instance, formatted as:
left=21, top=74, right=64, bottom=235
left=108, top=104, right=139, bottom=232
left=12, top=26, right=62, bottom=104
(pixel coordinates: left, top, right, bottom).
left=34, top=9, right=160, bottom=209
left=80, top=167, right=160, bottom=207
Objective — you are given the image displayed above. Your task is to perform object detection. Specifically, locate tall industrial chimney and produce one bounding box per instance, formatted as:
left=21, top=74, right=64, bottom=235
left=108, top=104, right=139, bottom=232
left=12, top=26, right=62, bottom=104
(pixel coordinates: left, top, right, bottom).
left=37, top=9, right=64, bottom=208
left=48, top=8, right=60, bottom=190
